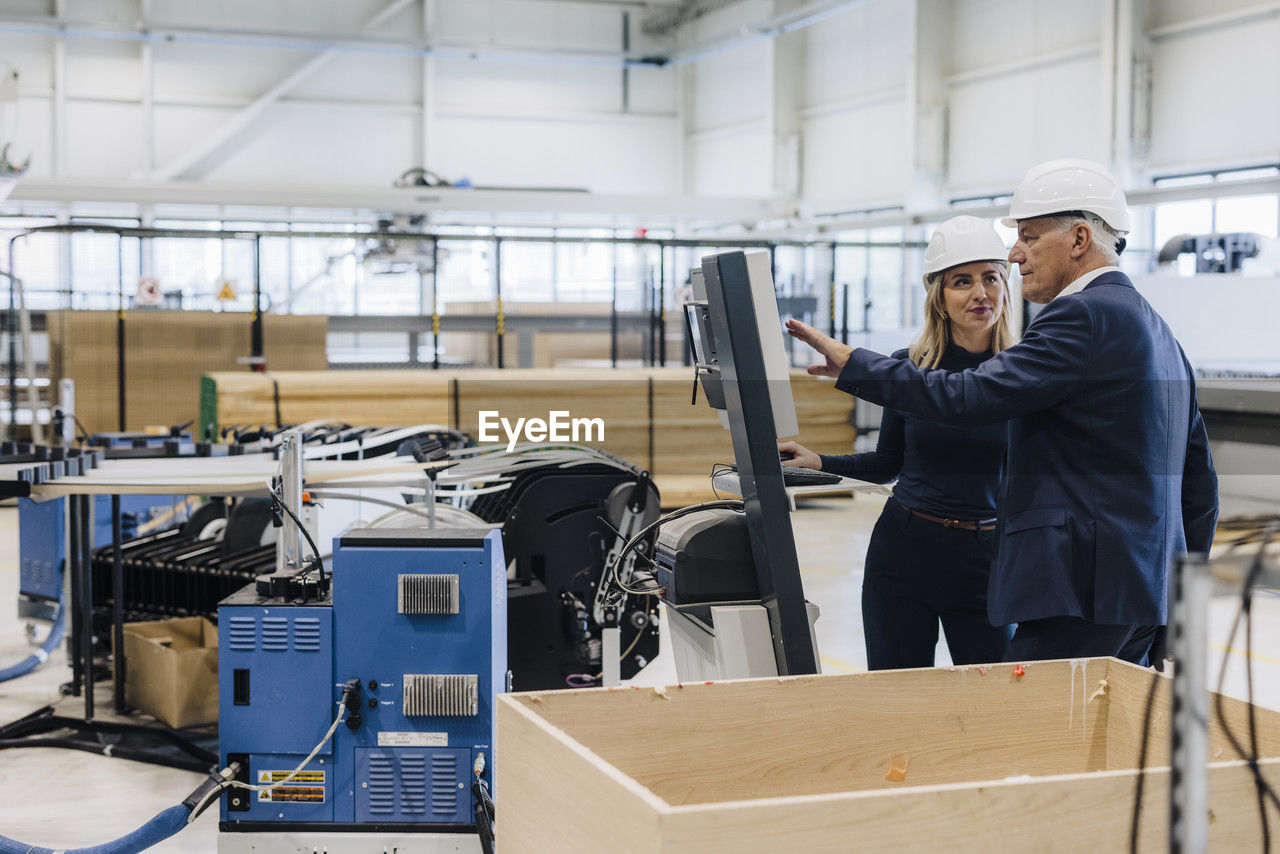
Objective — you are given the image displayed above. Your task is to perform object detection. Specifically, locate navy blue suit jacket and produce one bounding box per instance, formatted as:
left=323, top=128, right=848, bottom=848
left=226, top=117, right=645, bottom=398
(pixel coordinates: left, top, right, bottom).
left=836, top=271, right=1218, bottom=626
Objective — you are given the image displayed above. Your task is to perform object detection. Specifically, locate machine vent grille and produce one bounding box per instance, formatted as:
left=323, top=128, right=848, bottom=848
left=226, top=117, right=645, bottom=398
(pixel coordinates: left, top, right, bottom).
left=430, top=754, right=459, bottom=815
left=400, top=755, right=427, bottom=815
left=397, top=574, right=460, bottom=615
left=366, top=755, right=395, bottom=815
left=227, top=616, right=256, bottom=652
left=292, top=617, right=321, bottom=652
left=261, top=617, right=289, bottom=651
left=402, top=674, right=479, bottom=717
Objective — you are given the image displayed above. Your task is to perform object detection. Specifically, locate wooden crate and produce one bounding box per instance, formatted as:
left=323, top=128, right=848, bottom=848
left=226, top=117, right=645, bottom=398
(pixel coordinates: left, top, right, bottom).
left=497, top=659, right=1280, bottom=852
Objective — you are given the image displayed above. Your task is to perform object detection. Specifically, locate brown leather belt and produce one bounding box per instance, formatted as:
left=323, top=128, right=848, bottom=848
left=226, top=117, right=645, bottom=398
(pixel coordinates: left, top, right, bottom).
left=896, top=499, right=997, bottom=531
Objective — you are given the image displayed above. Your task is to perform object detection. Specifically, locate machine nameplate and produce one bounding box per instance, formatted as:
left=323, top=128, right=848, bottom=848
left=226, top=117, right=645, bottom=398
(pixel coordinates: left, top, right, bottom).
left=376, top=731, right=449, bottom=747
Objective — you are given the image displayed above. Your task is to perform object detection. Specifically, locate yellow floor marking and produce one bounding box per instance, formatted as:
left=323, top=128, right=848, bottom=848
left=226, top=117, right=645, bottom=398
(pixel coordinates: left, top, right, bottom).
left=819, top=654, right=862, bottom=674
left=1210, top=642, right=1280, bottom=668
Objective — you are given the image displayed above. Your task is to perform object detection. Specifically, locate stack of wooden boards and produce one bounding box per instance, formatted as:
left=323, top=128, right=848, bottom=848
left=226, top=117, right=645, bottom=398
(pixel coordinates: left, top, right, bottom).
left=47, top=311, right=327, bottom=435
left=440, top=300, right=685, bottom=367
left=201, top=368, right=857, bottom=503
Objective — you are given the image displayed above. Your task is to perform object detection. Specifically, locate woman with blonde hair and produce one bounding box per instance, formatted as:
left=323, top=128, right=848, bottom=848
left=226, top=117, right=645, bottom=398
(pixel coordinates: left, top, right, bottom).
left=780, top=215, right=1017, bottom=669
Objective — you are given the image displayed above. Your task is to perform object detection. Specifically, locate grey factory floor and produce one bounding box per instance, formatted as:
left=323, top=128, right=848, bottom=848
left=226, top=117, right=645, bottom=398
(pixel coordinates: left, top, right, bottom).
left=1, top=494, right=1279, bottom=851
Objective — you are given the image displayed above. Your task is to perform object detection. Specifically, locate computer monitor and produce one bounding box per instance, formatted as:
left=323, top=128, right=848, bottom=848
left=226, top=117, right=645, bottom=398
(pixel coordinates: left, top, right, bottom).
left=686, top=250, right=799, bottom=439
left=675, top=248, right=818, bottom=676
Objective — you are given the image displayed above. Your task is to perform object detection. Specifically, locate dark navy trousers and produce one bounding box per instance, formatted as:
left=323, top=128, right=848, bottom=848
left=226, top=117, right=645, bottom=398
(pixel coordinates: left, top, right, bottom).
left=1004, top=617, right=1161, bottom=667
left=861, top=498, right=1013, bottom=670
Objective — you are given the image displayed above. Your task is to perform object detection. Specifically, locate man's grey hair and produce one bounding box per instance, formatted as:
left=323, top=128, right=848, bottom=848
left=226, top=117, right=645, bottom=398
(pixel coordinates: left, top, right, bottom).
left=1047, top=212, right=1121, bottom=263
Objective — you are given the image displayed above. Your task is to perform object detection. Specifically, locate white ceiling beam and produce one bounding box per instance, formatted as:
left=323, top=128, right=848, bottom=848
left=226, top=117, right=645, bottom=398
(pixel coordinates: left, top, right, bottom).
left=420, top=0, right=436, bottom=175
left=943, top=43, right=1100, bottom=88
left=150, top=0, right=417, bottom=181
left=139, top=0, right=154, bottom=176
left=1100, top=0, right=1118, bottom=173
left=51, top=0, right=66, bottom=178
left=798, top=174, right=1280, bottom=236
left=1146, top=1, right=1280, bottom=40
left=0, top=16, right=654, bottom=67
left=8, top=177, right=791, bottom=224
left=666, top=0, right=876, bottom=66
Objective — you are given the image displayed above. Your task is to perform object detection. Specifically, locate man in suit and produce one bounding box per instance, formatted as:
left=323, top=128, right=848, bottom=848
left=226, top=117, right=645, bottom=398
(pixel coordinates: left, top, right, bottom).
left=787, top=159, right=1218, bottom=665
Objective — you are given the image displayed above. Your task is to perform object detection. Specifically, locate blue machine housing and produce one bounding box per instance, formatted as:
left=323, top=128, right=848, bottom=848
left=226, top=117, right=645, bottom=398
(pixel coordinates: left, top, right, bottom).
left=219, top=526, right=507, bottom=833
left=17, top=494, right=186, bottom=618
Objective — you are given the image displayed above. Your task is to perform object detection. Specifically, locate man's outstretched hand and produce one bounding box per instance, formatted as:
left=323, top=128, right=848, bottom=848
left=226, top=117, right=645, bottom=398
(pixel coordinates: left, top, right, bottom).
left=785, top=319, right=854, bottom=379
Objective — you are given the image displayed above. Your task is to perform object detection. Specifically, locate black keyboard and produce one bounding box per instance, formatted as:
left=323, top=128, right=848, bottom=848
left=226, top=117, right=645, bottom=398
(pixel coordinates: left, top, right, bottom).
left=725, top=464, right=844, bottom=487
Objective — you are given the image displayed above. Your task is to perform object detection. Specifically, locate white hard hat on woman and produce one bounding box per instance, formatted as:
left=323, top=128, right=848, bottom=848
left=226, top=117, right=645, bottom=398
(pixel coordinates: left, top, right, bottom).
left=922, top=215, right=1011, bottom=283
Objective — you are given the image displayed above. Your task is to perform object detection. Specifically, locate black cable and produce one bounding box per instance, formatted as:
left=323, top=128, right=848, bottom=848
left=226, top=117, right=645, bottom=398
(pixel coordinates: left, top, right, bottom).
left=270, top=485, right=326, bottom=585
left=600, top=499, right=744, bottom=604
left=0, top=706, right=217, bottom=765
left=474, top=774, right=495, bottom=820
left=1244, top=580, right=1270, bottom=850
left=183, top=765, right=238, bottom=820
left=1212, top=528, right=1280, bottom=826
left=1129, top=669, right=1162, bottom=853
left=709, top=462, right=734, bottom=500
left=472, top=776, right=496, bottom=854
left=69, top=413, right=91, bottom=442
left=1132, top=528, right=1280, bottom=852
left=0, top=737, right=214, bottom=773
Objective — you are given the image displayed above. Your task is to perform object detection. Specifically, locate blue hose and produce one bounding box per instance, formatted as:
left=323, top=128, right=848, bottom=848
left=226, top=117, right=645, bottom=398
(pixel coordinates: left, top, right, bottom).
left=0, top=601, right=66, bottom=682
left=0, top=804, right=190, bottom=854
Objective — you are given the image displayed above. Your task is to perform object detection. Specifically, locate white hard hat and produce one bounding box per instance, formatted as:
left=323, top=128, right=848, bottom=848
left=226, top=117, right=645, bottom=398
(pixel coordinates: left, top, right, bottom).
left=1001, top=158, right=1131, bottom=233
left=922, top=215, right=1009, bottom=280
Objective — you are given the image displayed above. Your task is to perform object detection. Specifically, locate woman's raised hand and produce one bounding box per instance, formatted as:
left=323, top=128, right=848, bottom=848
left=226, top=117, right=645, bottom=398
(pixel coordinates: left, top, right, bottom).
left=784, top=319, right=853, bottom=379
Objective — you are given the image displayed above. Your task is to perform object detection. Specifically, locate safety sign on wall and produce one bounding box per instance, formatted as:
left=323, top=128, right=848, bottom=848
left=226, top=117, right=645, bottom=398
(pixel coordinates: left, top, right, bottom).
left=135, top=277, right=162, bottom=306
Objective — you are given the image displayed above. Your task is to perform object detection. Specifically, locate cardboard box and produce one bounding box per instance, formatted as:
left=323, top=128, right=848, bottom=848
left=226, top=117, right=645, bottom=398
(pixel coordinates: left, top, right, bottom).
left=498, top=658, right=1280, bottom=852
left=122, top=617, right=219, bottom=729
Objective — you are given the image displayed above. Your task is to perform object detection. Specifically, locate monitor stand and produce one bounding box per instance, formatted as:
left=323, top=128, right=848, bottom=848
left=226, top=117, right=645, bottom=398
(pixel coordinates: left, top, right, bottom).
left=665, top=601, right=822, bottom=682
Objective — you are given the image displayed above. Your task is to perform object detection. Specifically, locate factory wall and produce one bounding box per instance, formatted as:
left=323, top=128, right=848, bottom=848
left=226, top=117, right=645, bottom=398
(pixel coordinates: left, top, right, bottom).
left=0, top=0, right=681, bottom=194
left=1145, top=3, right=1280, bottom=173
left=682, top=0, right=773, bottom=197
left=793, top=1, right=909, bottom=208
left=0, top=0, right=1275, bottom=208
left=677, top=0, right=1280, bottom=209
left=943, top=0, right=1107, bottom=195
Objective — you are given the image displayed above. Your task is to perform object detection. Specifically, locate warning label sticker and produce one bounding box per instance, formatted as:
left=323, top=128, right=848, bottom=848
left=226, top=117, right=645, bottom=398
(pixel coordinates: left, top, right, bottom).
left=256, top=769, right=325, bottom=803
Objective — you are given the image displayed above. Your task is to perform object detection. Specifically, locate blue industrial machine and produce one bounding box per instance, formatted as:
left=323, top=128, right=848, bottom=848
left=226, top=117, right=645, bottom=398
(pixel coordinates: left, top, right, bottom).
left=218, top=526, right=505, bottom=845
left=15, top=428, right=201, bottom=623
left=17, top=493, right=188, bottom=622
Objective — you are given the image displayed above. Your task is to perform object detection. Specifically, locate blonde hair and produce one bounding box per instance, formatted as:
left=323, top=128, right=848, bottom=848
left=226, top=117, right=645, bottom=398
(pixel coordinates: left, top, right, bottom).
left=907, top=261, right=1017, bottom=369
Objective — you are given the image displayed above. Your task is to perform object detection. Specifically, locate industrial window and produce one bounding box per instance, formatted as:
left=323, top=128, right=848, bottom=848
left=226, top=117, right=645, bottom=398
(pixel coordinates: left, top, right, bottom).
left=435, top=238, right=495, bottom=307
left=4, top=222, right=60, bottom=311
left=1150, top=165, right=1280, bottom=274
left=554, top=230, right=614, bottom=303
left=833, top=233, right=869, bottom=336
left=499, top=239, right=555, bottom=303
left=866, top=227, right=905, bottom=333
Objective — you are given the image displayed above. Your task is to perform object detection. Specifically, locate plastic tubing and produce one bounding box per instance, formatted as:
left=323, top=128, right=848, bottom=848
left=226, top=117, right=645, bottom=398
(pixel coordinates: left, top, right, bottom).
left=0, top=601, right=66, bottom=682
left=0, top=804, right=190, bottom=854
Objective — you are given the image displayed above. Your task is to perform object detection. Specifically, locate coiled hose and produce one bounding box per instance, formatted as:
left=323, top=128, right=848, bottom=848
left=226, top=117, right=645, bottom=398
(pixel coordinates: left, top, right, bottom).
left=0, top=601, right=66, bottom=682
left=0, top=804, right=191, bottom=854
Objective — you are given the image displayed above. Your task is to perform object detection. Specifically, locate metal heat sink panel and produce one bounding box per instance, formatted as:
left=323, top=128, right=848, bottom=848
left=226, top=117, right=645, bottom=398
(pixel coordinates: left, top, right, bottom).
left=397, top=574, right=460, bottom=615
left=402, top=674, right=478, bottom=717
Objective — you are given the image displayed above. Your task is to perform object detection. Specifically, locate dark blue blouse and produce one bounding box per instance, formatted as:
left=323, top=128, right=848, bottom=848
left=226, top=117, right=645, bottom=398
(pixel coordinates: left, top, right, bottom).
left=818, top=344, right=1006, bottom=519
